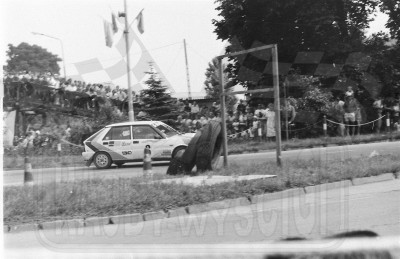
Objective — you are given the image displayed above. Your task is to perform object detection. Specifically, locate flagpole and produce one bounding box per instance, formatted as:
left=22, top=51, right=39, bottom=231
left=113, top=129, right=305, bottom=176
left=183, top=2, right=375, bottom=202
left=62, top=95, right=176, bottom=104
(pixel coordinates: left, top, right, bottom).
left=123, top=0, right=135, bottom=121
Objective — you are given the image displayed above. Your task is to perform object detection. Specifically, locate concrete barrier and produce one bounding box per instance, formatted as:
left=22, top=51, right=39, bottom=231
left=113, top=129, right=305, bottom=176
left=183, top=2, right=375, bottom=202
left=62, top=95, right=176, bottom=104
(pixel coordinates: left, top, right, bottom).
left=109, top=213, right=143, bottom=225
left=305, top=180, right=352, bottom=194
left=352, top=173, right=395, bottom=186
left=251, top=188, right=305, bottom=204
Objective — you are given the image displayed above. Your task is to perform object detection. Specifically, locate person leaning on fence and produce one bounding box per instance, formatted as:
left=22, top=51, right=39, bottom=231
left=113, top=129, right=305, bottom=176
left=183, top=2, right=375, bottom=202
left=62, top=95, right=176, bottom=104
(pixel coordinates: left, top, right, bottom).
left=343, top=91, right=358, bottom=136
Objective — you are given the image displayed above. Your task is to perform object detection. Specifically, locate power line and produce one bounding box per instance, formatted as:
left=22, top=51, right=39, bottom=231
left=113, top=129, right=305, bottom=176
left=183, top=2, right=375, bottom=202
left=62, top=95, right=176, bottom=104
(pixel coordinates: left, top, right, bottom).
left=166, top=44, right=184, bottom=74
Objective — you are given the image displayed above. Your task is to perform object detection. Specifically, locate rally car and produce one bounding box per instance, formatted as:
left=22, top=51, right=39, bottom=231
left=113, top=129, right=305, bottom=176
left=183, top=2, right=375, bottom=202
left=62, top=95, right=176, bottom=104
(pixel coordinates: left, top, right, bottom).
left=82, top=121, right=194, bottom=169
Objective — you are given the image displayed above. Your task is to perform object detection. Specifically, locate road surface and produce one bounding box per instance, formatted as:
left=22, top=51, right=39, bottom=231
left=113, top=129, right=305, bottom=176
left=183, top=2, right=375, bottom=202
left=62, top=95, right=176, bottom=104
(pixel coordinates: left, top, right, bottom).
left=3, top=141, right=400, bottom=186
left=4, top=179, right=400, bottom=257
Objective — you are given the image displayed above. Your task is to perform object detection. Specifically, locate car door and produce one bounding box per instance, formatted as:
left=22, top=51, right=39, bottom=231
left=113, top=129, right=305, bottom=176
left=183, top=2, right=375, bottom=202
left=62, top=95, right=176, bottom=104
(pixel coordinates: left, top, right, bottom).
left=131, top=125, right=168, bottom=159
left=101, top=125, right=134, bottom=161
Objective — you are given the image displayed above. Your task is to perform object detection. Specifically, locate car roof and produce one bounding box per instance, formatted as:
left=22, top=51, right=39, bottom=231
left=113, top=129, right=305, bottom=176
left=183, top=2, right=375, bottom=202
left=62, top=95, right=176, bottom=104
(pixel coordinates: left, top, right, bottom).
left=106, top=121, right=161, bottom=128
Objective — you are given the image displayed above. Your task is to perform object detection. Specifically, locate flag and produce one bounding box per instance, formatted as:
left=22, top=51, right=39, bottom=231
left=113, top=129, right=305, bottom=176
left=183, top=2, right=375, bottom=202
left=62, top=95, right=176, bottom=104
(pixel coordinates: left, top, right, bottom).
left=111, top=13, right=119, bottom=34
left=103, top=20, right=113, bottom=47
left=136, top=10, right=144, bottom=34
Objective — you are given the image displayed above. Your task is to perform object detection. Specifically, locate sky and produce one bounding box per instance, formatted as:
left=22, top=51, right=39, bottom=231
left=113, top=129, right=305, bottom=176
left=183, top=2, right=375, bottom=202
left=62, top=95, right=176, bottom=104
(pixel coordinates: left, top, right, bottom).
left=1, top=0, right=389, bottom=99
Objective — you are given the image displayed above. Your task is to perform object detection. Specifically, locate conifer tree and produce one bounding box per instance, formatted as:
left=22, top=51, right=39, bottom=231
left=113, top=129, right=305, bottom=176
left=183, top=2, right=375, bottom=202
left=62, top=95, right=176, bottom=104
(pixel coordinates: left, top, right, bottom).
left=140, top=63, right=176, bottom=119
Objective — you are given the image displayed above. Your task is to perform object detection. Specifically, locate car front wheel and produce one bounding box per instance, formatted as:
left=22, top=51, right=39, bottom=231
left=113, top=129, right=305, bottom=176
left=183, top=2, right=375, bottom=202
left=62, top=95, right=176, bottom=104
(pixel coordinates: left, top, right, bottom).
left=93, top=152, right=112, bottom=169
left=172, top=146, right=186, bottom=159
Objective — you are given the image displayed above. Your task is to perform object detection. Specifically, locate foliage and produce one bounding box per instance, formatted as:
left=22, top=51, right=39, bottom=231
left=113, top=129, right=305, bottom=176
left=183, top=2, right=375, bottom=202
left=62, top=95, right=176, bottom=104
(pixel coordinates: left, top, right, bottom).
left=379, top=0, right=400, bottom=41
left=5, top=42, right=61, bottom=75
left=204, top=57, right=237, bottom=110
left=213, top=0, right=380, bottom=88
left=140, top=63, right=178, bottom=119
left=296, top=86, right=333, bottom=114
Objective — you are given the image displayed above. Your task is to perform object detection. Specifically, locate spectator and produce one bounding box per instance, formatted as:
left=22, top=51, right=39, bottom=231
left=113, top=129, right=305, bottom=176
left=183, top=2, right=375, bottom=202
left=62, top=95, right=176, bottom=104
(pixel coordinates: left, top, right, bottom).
left=343, top=92, right=358, bottom=136
left=183, top=101, right=191, bottom=114
left=333, top=97, right=345, bottom=136
left=190, top=101, right=200, bottom=119
left=237, top=99, right=246, bottom=114
left=265, top=103, right=276, bottom=141
left=373, top=96, right=384, bottom=134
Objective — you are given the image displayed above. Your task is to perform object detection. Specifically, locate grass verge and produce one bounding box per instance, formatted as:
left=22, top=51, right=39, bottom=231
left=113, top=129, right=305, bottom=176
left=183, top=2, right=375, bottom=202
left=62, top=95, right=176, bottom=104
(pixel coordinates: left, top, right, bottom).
left=4, top=154, right=400, bottom=226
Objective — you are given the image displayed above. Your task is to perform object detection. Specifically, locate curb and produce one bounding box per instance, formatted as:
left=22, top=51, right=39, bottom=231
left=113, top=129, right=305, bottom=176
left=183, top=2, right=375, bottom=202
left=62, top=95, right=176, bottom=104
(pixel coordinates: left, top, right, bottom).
left=168, top=207, right=189, bottom=218
left=4, top=172, right=399, bottom=234
left=188, top=197, right=250, bottom=214
left=84, top=216, right=112, bottom=227
left=352, top=173, right=395, bottom=186
left=109, top=213, right=142, bottom=225
left=143, top=211, right=167, bottom=221
left=304, top=180, right=352, bottom=194
left=251, top=188, right=304, bottom=204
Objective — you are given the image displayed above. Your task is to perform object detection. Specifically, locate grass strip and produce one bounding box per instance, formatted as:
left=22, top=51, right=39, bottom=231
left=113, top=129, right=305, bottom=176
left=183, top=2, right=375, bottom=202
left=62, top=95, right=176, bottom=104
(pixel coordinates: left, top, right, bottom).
left=4, top=154, right=400, bottom=226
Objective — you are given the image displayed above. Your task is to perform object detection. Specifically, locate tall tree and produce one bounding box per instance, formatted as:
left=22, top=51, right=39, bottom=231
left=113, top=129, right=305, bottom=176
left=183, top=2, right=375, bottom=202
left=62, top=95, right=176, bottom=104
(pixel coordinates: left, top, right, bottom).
left=140, top=63, right=177, bottom=118
left=5, top=42, right=61, bottom=74
left=213, top=0, right=380, bottom=88
left=204, top=57, right=237, bottom=110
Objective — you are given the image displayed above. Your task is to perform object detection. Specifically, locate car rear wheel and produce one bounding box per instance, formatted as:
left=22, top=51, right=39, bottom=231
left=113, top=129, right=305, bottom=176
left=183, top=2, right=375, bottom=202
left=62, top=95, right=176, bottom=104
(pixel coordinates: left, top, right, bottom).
left=93, top=152, right=112, bottom=169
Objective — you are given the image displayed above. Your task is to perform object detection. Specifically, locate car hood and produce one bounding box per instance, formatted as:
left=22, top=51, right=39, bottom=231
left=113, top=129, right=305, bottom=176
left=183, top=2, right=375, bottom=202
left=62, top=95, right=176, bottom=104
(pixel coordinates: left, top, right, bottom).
left=170, top=132, right=195, bottom=145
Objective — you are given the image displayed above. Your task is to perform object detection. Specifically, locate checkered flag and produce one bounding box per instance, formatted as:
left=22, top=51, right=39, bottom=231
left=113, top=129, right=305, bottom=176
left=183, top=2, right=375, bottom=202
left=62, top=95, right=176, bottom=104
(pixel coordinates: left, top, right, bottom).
left=227, top=38, right=380, bottom=98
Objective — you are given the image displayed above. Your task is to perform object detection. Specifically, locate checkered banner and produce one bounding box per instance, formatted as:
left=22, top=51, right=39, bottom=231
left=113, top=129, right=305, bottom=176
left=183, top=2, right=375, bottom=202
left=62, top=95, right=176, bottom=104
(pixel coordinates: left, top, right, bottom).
left=69, top=26, right=174, bottom=93
left=229, top=37, right=380, bottom=98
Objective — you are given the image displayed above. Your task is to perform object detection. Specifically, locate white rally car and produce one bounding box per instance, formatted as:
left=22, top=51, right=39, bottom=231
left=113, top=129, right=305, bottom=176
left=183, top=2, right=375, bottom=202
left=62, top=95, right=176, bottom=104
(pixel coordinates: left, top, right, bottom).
left=82, top=121, right=194, bottom=169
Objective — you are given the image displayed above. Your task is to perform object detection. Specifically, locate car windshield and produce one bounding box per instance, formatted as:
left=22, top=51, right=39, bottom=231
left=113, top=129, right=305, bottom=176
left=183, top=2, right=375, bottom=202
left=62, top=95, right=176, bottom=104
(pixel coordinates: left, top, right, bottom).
left=154, top=123, right=179, bottom=138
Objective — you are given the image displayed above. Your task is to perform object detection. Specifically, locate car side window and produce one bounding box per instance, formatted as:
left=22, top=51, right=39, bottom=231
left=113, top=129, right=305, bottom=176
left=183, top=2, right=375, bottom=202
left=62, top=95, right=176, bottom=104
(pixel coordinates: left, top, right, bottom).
left=103, top=126, right=131, bottom=140
left=132, top=125, right=162, bottom=139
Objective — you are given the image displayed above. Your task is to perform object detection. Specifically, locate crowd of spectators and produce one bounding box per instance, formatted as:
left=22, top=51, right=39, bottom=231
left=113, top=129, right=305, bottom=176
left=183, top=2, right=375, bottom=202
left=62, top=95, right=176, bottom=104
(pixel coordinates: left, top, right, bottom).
left=3, top=71, right=138, bottom=114
left=173, top=99, right=295, bottom=141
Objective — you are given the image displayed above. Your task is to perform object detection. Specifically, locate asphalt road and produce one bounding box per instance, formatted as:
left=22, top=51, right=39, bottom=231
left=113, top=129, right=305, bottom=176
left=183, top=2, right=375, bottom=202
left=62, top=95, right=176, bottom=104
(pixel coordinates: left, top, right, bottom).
left=3, top=141, right=400, bottom=186
left=4, top=179, right=400, bottom=257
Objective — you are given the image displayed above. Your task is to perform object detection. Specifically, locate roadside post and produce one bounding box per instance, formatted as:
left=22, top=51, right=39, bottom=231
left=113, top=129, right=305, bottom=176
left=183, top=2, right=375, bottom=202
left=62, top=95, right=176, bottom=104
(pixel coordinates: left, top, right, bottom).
left=57, top=143, right=62, bottom=163
left=386, top=112, right=391, bottom=140
left=217, top=43, right=282, bottom=167
left=143, top=145, right=153, bottom=179
left=23, top=137, right=33, bottom=185
left=323, top=115, right=328, bottom=146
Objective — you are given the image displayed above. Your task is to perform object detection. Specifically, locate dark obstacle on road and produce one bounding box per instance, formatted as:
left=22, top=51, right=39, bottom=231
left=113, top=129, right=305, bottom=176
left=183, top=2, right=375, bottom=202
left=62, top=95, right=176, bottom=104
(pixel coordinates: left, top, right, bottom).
left=167, top=120, right=223, bottom=175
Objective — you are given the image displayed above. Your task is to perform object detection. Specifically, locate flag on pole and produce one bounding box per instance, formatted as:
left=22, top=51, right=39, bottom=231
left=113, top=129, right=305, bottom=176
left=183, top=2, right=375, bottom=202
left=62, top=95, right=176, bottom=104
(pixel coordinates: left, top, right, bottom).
left=103, top=20, right=113, bottom=47
left=111, top=13, right=119, bottom=34
left=136, top=10, right=144, bottom=34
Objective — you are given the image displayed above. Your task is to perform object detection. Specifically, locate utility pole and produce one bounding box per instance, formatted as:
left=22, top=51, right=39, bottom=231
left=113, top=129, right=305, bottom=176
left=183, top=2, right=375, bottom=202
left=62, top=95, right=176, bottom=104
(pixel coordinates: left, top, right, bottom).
left=121, top=0, right=135, bottom=121
left=183, top=39, right=192, bottom=100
